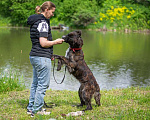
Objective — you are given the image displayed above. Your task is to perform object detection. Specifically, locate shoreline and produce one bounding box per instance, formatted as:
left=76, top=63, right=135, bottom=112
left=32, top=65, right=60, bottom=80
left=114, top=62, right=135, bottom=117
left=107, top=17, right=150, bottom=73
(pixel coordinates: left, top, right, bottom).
left=0, top=26, right=150, bottom=34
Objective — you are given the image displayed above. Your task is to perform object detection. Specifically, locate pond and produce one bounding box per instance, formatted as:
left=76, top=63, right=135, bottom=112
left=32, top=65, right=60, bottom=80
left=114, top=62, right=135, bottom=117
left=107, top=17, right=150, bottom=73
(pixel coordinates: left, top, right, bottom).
left=0, top=27, right=150, bottom=91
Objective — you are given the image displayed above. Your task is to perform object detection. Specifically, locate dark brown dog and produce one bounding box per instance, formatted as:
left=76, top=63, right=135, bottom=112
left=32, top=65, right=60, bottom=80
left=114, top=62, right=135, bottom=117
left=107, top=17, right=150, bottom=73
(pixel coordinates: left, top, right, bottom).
left=52, top=30, right=101, bottom=110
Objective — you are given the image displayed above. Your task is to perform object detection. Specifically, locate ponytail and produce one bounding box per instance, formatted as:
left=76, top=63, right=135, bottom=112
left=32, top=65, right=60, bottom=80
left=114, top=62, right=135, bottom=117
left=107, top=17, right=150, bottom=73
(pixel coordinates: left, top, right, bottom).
left=35, top=5, right=41, bottom=14
left=35, top=1, right=56, bottom=14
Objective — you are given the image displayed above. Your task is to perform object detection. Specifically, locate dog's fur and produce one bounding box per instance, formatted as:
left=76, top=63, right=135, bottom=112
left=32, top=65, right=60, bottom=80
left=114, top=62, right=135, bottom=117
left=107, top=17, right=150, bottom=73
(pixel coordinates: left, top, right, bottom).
left=52, top=31, right=101, bottom=110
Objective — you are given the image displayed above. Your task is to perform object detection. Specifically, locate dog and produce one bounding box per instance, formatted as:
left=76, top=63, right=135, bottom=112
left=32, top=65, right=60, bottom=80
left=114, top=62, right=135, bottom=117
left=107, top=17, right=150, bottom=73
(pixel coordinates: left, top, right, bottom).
left=52, top=30, right=101, bottom=110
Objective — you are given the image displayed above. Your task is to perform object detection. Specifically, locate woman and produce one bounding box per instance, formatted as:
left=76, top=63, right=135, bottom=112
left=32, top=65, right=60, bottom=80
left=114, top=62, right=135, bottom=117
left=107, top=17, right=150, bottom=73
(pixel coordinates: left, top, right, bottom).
left=27, top=1, right=64, bottom=117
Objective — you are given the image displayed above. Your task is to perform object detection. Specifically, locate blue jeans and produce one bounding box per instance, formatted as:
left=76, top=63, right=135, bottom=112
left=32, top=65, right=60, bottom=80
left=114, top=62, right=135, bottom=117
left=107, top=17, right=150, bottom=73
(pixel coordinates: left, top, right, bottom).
left=27, top=56, right=51, bottom=113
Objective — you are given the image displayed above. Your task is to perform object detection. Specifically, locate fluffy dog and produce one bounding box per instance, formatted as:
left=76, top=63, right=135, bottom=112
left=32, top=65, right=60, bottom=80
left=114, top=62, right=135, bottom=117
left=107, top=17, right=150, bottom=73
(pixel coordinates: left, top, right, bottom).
left=52, top=30, right=101, bottom=110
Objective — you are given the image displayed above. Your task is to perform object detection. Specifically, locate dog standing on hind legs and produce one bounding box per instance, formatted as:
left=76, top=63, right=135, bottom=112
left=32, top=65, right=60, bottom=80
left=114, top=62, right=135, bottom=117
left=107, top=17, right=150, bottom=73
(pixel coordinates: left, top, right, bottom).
left=52, top=30, right=101, bottom=111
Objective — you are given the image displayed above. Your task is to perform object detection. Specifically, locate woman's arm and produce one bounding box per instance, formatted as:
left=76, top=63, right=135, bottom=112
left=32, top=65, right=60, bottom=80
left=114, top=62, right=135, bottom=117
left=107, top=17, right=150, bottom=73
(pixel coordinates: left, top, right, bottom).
left=39, top=37, right=64, bottom=48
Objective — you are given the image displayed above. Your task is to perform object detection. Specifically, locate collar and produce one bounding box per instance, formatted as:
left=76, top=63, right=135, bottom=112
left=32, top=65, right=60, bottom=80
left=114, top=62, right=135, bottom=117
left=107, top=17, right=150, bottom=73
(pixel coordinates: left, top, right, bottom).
left=70, top=47, right=82, bottom=52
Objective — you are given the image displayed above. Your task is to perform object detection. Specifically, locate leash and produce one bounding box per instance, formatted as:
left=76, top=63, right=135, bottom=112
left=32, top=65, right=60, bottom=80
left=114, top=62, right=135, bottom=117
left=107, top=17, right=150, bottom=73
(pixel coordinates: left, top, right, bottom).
left=53, top=57, right=66, bottom=84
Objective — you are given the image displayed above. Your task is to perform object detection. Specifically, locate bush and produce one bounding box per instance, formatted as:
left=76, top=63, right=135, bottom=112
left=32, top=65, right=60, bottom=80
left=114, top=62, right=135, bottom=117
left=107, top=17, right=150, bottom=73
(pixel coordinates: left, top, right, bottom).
left=72, top=9, right=95, bottom=28
left=94, top=0, right=150, bottom=30
left=0, top=0, right=42, bottom=26
left=57, top=0, right=98, bottom=27
left=57, top=0, right=80, bottom=25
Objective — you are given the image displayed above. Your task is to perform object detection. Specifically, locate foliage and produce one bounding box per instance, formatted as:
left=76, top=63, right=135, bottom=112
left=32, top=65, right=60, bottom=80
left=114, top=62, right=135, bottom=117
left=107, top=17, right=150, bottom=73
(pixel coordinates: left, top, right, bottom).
left=72, top=8, right=95, bottom=28
left=57, top=0, right=98, bottom=27
left=0, top=69, right=25, bottom=93
left=0, top=15, right=11, bottom=26
left=0, top=87, right=150, bottom=119
left=94, top=0, right=150, bottom=30
left=0, top=0, right=12, bottom=17
left=57, top=0, right=79, bottom=25
left=10, top=2, right=33, bottom=26
left=0, top=0, right=42, bottom=26
left=95, top=0, right=105, bottom=6
left=122, top=0, right=150, bottom=6
left=0, top=0, right=150, bottom=29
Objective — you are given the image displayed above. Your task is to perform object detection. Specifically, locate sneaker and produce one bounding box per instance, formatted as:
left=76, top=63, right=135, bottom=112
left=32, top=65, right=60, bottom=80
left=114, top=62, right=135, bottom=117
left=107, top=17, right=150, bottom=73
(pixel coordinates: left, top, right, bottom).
left=37, top=109, right=51, bottom=115
left=27, top=110, right=34, bottom=117
left=27, top=109, right=32, bottom=115
left=30, top=112, right=35, bottom=117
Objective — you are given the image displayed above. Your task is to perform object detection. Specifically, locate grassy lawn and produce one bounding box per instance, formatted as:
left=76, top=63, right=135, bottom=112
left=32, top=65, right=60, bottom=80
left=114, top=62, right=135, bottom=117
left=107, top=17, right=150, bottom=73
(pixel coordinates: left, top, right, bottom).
left=0, top=86, right=150, bottom=120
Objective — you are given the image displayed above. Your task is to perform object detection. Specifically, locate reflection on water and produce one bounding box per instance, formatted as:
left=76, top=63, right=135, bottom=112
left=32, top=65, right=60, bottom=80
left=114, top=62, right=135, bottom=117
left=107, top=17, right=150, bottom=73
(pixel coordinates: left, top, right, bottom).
left=0, top=28, right=150, bottom=91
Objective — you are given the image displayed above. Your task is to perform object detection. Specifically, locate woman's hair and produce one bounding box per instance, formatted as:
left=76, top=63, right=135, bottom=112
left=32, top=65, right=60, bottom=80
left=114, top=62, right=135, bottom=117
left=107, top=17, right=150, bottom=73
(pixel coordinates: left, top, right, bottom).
left=35, top=1, right=56, bottom=14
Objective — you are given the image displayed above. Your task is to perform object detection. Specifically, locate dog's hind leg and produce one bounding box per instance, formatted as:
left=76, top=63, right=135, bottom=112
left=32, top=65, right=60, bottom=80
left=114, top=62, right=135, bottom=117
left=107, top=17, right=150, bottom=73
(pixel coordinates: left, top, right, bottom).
left=77, top=85, right=85, bottom=107
left=94, top=92, right=101, bottom=106
left=82, top=90, right=93, bottom=110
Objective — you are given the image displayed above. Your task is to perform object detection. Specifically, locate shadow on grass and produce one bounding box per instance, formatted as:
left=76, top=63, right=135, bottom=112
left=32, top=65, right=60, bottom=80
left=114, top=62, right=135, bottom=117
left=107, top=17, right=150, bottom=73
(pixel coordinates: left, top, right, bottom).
left=17, top=99, right=29, bottom=109
left=16, top=99, right=68, bottom=109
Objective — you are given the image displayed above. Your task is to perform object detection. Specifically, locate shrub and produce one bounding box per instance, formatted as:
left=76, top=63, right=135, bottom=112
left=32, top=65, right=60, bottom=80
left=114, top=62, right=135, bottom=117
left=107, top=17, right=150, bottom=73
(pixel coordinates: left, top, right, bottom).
left=72, top=9, right=95, bottom=28
left=94, top=0, right=150, bottom=29
left=57, top=0, right=98, bottom=27
left=0, top=0, right=42, bottom=26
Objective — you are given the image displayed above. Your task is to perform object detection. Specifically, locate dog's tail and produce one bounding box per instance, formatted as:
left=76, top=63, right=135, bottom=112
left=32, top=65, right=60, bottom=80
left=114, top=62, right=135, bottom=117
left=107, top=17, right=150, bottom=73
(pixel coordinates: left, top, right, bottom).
left=94, top=91, right=101, bottom=106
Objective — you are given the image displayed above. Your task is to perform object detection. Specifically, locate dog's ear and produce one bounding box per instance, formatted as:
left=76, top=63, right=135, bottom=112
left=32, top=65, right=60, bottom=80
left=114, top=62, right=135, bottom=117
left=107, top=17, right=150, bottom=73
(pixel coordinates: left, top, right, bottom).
left=68, top=32, right=75, bottom=36
left=75, top=30, right=82, bottom=37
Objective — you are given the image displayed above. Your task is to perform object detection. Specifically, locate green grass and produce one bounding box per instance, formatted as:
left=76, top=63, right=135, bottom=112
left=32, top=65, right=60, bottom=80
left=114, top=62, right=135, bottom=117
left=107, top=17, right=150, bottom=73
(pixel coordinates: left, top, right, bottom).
left=0, top=69, right=25, bottom=93
left=0, top=86, right=149, bottom=120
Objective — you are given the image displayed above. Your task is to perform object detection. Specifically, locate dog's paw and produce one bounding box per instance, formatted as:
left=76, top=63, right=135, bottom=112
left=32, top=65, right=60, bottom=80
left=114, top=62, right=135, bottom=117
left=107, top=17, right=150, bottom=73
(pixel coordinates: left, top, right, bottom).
left=76, top=104, right=84, bottom=107
left=52, top=54, right=61, bottom=59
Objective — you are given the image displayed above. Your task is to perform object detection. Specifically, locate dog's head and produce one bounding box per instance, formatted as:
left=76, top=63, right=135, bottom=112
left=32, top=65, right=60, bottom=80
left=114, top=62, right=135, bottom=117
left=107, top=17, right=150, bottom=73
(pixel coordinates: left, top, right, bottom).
left=62, top=30, right=83, bottom=48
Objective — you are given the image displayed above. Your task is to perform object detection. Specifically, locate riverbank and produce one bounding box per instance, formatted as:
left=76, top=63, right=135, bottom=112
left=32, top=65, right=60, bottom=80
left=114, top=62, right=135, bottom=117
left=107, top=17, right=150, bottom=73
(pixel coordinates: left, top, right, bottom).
left=0, top=86, right=149, bottom=120
left=0, top=16, right=150, bottom=33
left=0, top=25, right=150, bottom=34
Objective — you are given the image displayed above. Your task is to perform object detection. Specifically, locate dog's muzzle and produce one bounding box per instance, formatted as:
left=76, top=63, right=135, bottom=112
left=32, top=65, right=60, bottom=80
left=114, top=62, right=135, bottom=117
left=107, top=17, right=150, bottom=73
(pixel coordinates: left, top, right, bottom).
left=62, top=35, right=67, bottom=42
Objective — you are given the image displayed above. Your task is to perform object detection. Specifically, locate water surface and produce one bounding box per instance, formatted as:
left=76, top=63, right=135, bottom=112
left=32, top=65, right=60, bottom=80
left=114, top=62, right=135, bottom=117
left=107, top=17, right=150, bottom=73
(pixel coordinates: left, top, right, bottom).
left=0, top=28, right=150, bottom=91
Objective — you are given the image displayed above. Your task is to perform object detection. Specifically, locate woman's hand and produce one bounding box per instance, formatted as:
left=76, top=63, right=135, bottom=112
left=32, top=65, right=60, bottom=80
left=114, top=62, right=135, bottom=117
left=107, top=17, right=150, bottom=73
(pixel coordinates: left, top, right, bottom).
left=51, top=57, right=54, bottom=61
left=54, top=38, right=64, bottom=44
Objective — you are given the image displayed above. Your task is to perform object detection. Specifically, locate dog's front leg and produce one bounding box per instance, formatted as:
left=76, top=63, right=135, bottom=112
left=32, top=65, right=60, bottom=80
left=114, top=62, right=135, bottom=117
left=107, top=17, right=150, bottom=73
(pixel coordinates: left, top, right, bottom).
left=52, top=55, right=77, bottom=72
left=53, top=55, right=69, bottom=65
left=52, top=54, right=61, bottom=59
left=60, top=56, right=77, bottom=70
